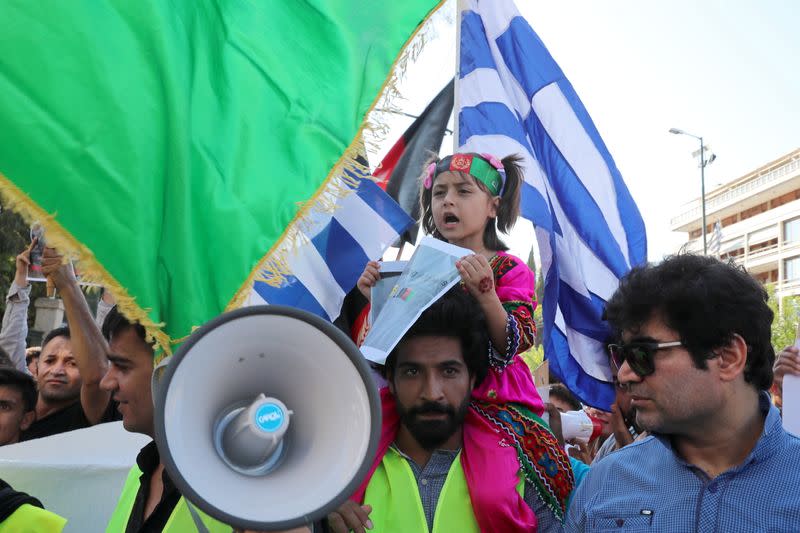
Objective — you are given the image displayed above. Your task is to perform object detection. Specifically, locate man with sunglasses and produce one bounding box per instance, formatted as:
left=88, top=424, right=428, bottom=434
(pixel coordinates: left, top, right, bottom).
left=566, top=254, right=800, bottom=532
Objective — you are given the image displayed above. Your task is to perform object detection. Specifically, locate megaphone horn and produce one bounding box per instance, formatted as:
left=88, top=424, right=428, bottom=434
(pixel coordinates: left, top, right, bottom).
left=154, top=305, right=381, bottom=532
left=560, top=410, right=603, bottom=444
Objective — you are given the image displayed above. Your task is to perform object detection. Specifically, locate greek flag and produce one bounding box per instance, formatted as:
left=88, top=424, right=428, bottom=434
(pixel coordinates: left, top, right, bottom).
left=247, top=167, right=413, bottom=322
left=457, top=0, right=647, bottom=408
left=708, top=221, right=722, bottom=258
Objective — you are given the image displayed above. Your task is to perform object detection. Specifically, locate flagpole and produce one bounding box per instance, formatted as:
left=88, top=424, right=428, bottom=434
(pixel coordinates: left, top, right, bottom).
left=395, top=241, right=406, bottom=261
left=453, top=0, right=464, bottom=152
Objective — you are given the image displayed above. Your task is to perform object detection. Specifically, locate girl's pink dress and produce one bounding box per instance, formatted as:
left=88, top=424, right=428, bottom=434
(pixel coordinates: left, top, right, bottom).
left=353, top=252, right=573, bottom=531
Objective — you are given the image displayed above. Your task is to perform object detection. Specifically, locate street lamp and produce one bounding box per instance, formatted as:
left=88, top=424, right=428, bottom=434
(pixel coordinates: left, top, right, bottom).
left=669, top=128, right=715, bottom=255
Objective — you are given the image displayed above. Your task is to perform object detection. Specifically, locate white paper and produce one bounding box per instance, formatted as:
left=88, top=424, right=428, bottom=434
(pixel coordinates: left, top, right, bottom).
left=0, top=421, right=149, bottom=532
left=361, top=237, right=471, bottom=364
left=369, top=261, right=407, bottom=324
left=783, top=374, right=800, bottom=435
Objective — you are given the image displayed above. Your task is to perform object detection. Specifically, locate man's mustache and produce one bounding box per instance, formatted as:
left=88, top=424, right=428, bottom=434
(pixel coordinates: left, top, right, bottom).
left=408, top=402, right=454, bottom=417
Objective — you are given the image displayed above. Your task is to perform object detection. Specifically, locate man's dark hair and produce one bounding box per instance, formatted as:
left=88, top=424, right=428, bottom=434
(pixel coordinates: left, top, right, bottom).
left=0, top=367, right=37, bottom=412
left=604, top=254, right=774, bottom=390
left=41, top=326, right=70, bottom=351
left=102, top=305, right=149, bottom=345
left=24, top=348, right=40, bottom=367
left=383, top=288, right=490, bottom=387
left=549, top=383, right=582, bottom=411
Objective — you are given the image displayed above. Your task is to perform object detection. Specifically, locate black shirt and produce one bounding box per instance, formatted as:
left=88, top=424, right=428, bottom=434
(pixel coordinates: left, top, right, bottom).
left=0, top=478, right=43, bottom=522
left=20, top=399, right=121, bottom=441
left=125, top=441, right=181, bottom=533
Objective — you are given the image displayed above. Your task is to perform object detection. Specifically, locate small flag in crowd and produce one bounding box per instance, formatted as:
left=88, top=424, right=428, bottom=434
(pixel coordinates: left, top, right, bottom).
left=456, top=0, right=648, bottom=409
left=708, top=221, right=722, bottom=258
left=246, top=160, right=413, bottom=321
left=0, top=1, right=442, bottom=353
left=374, top=79, right=455, bottom=245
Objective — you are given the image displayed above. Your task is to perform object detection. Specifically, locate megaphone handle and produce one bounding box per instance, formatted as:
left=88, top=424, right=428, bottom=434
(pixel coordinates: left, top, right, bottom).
left=185, top=500, right=211, bottom=533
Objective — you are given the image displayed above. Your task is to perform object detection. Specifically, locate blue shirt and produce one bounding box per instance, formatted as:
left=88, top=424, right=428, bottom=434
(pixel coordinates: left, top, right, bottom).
left=566, top=393, right=800, bottom=532
left=567, top=457, right=590, bottom=509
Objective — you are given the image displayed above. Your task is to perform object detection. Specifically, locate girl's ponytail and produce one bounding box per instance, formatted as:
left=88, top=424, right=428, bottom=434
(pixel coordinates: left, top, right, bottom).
left=480, top=153, right=523, bottom=251
left=419, top=153, right=443, bottom=240
left=496, top=154, right=523, bottom=234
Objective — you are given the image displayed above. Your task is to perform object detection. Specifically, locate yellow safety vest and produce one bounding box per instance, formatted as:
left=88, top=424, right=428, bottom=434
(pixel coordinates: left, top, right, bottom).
left=0, top=503, right=66, bottom=533
left=106, top=464, right=230, bottom=533
left=364, top=448, right=524, bottom=533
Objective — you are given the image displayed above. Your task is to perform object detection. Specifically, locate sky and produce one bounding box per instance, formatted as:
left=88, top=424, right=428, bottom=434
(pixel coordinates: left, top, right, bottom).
left=370, top=0, right=800, bottom=262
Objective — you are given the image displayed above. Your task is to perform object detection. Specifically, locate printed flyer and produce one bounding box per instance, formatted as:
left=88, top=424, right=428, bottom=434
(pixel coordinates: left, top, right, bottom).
left=361, top=237, right=471, bottom=364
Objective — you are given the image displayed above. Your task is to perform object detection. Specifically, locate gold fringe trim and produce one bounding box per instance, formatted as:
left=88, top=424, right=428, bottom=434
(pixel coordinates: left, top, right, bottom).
left=0, top=173, right=173, bottom=356
left=0, top=2, right=448, bottom=353
left=227, top=0, right=447, bottom=310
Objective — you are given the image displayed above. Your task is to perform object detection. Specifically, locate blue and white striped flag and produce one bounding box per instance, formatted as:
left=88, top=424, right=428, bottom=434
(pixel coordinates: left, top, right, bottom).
left=457, top=0, right=647, bottom=409
left=708, top=220, right=722, bottom=258
left=246, top=166, right=413, bottom=322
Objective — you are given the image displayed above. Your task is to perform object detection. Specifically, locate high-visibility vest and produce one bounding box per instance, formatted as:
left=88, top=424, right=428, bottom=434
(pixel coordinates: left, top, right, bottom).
left=106, top=465, right=229, bottom=533
left=364, top=448, right=524, bottom=533
left=0, top=503, right=66, bottom=533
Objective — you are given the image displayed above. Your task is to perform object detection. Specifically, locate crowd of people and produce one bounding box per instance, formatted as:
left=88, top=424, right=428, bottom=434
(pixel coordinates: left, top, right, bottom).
left=1, top=152, right=799, bottom=532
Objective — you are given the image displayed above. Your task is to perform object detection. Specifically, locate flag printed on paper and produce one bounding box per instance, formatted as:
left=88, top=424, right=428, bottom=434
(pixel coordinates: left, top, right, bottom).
left=397, top=288, right=413, bottom=301
left=0, top=1, right=442, bottom=353
left=457, top=0, right=647, bottom=409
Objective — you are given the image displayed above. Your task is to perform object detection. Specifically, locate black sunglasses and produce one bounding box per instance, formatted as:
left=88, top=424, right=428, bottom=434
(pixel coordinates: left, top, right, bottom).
left=607, top=341, right=683, bottom=377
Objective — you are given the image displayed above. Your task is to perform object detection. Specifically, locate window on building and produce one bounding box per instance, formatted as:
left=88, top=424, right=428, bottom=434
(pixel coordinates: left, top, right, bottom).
left=784, top=256, right=800, bottom=281
left=784, top=217, right=800, bottom=243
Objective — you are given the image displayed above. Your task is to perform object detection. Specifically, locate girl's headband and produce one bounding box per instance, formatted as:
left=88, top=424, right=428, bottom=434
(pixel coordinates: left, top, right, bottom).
left=423, top=153, right=506, bottom=196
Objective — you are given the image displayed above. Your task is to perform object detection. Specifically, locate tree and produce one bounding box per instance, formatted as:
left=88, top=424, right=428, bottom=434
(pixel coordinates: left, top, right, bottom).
left=766, top=283, right=800, bottom=352
left=520, top=246, right=545, bottom=372
left=526, top=246, right=544, bottom=347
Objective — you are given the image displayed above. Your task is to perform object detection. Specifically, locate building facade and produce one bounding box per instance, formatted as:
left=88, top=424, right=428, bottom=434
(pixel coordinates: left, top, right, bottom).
left=671, top=148, right=800, bottom=303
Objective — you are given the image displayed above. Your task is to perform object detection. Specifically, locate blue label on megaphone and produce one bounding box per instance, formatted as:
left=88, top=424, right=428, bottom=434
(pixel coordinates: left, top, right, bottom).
left=254, top=403, right=284, bottom=432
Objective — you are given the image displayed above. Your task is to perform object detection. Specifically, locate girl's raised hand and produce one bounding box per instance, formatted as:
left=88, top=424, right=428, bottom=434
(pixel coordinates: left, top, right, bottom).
left=356, top=260, right=381, bottom=301
left=456, top=254, right=495, bottom=300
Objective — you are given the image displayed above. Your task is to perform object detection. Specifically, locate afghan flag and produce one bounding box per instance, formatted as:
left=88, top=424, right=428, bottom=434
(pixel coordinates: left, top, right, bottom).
left=374, top=79, right=454, bottom=245
left=0, top=1, right=444, bottom=354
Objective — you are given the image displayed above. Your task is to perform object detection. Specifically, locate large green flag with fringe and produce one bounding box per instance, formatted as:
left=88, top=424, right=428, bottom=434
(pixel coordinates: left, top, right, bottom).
left=0, top=1, right=442, bottom=354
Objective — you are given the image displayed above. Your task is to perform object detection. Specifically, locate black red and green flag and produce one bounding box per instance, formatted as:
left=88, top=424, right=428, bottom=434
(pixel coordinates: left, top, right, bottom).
left=374, top=79, right=454, bottom=245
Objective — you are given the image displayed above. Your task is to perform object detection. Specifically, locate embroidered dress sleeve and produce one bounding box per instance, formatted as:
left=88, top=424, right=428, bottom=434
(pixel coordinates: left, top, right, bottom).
left=490, top=254, right=537, bottom=361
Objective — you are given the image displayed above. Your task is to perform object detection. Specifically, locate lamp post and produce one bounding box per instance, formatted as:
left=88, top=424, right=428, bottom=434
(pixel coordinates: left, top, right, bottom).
left=669, top=128, right=713, bottom=255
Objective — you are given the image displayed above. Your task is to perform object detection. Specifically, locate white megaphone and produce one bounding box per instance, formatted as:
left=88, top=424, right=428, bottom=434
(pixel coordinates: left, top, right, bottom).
left=154, top=305, right=381, bottom=531
left=560, top=410, right=603, bottom=444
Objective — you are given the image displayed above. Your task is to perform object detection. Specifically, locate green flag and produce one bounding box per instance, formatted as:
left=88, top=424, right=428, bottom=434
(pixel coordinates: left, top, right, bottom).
left=0, top=1, right=442, bottom=353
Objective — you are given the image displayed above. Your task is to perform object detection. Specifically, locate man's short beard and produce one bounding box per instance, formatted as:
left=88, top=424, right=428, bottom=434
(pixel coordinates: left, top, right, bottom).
left=397, top=394, right=471, bottom=451
left=40, top=385, right=80, bottom=404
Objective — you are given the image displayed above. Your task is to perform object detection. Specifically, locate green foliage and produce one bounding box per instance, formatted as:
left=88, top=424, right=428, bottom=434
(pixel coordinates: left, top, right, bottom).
left=520, top=343, right=545, bottom=374
left=0, top=208, right=29, bottom=292
left=766, top=283, right=800, bottom=352
left=527, top=247, right=544, bottom=347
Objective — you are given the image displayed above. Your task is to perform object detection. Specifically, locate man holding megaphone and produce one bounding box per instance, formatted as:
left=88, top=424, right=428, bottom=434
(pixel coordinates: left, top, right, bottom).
left=54, top=296, right=309, bottom=532
left=328, top=289, right=569, bottom=533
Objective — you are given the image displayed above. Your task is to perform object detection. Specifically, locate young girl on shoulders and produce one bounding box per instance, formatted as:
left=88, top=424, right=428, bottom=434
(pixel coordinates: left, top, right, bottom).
left=356, top=152, right=572, bottom=529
